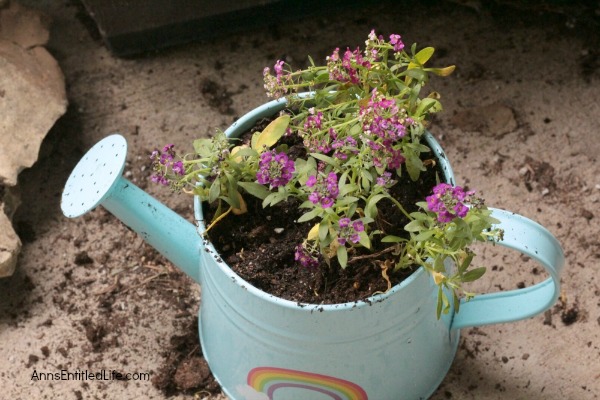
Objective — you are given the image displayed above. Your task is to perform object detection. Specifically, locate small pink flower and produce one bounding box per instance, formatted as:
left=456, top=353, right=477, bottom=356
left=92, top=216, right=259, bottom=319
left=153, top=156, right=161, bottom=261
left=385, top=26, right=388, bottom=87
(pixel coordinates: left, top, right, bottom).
left=389, top=34, right=404, bottom=52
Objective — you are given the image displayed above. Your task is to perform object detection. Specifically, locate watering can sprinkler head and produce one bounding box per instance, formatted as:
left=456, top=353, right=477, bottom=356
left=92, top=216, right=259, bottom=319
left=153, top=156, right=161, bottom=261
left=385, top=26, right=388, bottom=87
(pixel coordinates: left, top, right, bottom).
left=62, top=134, right=128, bottom=218
left=61, top=134, right=202, bottom=284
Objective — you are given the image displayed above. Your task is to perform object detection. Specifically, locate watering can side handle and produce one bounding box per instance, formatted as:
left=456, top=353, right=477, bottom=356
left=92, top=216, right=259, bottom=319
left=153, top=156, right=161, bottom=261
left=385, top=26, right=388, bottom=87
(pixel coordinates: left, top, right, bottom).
left=450, top=207, right=565, bottom=330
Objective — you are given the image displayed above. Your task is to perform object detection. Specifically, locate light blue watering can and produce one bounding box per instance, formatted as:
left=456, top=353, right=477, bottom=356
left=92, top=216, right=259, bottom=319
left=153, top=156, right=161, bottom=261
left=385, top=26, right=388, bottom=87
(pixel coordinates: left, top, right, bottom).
left=61, top=98, right=564, bottom=400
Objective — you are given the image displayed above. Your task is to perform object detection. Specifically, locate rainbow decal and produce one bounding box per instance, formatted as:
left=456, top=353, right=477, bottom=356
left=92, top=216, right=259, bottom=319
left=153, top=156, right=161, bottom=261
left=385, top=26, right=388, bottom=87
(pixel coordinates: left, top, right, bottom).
left=246, top=367, right=368, bottom=400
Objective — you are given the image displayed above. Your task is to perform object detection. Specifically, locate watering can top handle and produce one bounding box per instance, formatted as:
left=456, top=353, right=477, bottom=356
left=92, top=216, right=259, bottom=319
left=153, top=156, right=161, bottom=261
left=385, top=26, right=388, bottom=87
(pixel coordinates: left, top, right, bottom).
left=451, top=207, right=565, bottom=330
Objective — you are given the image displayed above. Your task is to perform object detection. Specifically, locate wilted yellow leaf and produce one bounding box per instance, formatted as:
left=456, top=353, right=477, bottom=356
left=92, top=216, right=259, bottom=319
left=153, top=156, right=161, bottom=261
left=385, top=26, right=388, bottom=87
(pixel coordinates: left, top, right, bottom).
left=307, top=223, right=320, bottom=241
left=252, top=115, right=290, bottom=152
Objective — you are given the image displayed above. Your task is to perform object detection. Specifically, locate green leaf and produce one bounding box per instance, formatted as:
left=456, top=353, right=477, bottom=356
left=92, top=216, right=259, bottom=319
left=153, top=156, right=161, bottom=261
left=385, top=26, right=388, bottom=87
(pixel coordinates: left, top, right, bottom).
left=404, top=220, right=423, bottom=232
left=381, top=235, right=403, bottom=243
left=415, top=98, right=442, bottom=117
left=349, top=123, right=362, bottom=136
left=237, top=181, right=271, bottom=200
left=403, top=68, right=427, bottom=81
left=231, top=147, right=258, bottom=159
left=335, top=196, right=360, bottom=207
left=297, top=208, right=321, bottom=223
left=458, top=252, right=475, bottom=274
left=433, top=255, right=445, bottom=273
left=262, top=192, right=280, bottom=207
left=358, top=231, right=371, bottom=249
left=462, top=267, right=486, bottom=282
left=365, top=194, right=386, bottom=219
left=453, top=290, right=460, bottom=314
left=415, top=47, right=435, bottom=65
left=310, top=153, right=337, bottom=166
left=415, top=230, right=434, bottom=241
left=193, top=138, right=213, bottom=155
left=338, top=183, right=358, bottom=197
left=319, top=221, right=329, bottom=241
left=436, top=286, right=443, bottom=319
left=251, top=115, right=290, bottom=152
left=405, top=151, right=424, bottom=181
left=226, top=175, right=240, bottom=208
left=208, top=181, right=220, bottom=203
left=410, top=211, right=430, bottom=221
left=337, top=246, right=348, bottom=269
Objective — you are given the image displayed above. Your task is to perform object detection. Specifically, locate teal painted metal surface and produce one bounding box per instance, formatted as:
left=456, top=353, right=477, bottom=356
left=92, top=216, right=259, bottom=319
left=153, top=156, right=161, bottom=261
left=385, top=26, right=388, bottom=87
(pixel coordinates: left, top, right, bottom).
left=61, top=97, right=564, bottom=400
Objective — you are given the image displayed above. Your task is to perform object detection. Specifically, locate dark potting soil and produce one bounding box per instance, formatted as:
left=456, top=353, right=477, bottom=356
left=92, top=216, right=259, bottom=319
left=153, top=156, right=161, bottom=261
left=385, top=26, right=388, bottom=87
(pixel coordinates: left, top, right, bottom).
left=204, top=118, right=444, bottom=304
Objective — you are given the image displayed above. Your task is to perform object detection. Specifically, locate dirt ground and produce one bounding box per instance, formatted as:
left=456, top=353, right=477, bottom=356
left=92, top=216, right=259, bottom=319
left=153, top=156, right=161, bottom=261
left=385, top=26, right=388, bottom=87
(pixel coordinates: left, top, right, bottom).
left=1, top=1, right=599, bottom=399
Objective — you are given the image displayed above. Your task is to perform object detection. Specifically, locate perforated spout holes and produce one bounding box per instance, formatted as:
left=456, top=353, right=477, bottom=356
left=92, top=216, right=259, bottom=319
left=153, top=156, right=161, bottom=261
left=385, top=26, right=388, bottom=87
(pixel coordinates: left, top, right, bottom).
left=61, top=134, right=128, bottom=218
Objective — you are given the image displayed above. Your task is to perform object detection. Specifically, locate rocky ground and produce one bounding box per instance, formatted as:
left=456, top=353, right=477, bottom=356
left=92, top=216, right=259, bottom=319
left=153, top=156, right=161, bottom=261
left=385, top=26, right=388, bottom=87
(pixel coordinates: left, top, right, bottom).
left=0, top=1, right=599, bottom=399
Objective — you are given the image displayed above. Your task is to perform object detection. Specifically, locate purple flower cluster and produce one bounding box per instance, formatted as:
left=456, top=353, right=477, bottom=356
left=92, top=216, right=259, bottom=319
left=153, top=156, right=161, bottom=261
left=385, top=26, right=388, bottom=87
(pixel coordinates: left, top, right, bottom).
left=306, top=172, right=339, bottom=208
left=337, top=218, right=365, bottom=245
left=301, top=109, right=328, bottom=152
left=294, top=244, right=319, bottom=269
left=326, top=47, right=371, bottom=84
left=256, top=150, right=295, bottom=188
left=263, top=60, right=288, bottom=98
left=426, top=183, right=474, bottom=223
left=365, top=30, right=404, bottom=56
left=389, top=34, right=405, bottom=52
left=376, top=171, right=395, bottom=187
left=150, top=144, right=185, bottom=186
left=330, top=129, right=359, bottom=161
left=360, top=89, right=407, bottom=141
left=303, top=108, right=323, bottom=130
left=359, top=89, right=411, bottom=170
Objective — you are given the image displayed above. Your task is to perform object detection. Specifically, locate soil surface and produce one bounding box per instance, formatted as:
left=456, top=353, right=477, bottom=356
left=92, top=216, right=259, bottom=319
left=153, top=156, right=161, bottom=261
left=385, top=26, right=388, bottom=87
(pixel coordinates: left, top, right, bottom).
left=205, top=124, right=442, bottom=304
left=1, top=1, right=599, bottom=399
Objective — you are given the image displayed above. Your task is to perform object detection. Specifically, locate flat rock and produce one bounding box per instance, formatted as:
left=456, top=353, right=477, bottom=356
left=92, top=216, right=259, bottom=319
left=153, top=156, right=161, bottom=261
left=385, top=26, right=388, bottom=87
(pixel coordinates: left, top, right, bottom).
left=450, top=103, right=518, bottom=137
left=0, top=202, right=21, bottom=278
left=0, top=40, right=67, bottom=186
left=0, top=1, right=51, bottom=48
left=0, top=2, right=67, bottom=277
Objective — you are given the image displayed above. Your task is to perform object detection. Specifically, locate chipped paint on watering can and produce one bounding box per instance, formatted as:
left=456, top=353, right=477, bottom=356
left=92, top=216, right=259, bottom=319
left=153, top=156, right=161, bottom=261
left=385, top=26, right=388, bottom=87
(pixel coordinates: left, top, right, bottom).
left=61, top=97, right=564, bottom=400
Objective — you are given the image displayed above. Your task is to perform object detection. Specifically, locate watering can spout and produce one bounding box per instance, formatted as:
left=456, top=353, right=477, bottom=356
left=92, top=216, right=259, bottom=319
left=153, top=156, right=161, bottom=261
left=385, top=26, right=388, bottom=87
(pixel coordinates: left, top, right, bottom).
left=61, top=134, right=202, bottom=284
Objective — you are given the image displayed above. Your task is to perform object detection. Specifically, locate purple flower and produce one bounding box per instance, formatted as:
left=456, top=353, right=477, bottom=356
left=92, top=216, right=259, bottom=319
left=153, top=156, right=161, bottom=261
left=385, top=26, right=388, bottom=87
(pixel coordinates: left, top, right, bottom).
left=273, top=60, right=284, bottom=78
left=263, top=65, right=287, bottom=98
left=389, top=34, right=404, bottom=52
left=151, top=173, right=169, bottom=186
left=305, top=172, right=339, bottom=209
left=376, top=171, right=394, bottom=187
left=294, top=244, right=319, bottom=269
left=256, top=150, right=295, bottom=188
left=326, top=46, right=369, bottom=84
left=338, top=218, right=365, bottom=245
left=172, top=161, right=185, bottom=176
left=304, top=109, right=323, bottom=130
left=157, top=144, right=177, bottom=165
left=426, top=183, right=474, bottom=223
left=360, top=89, right=407, bottom=141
